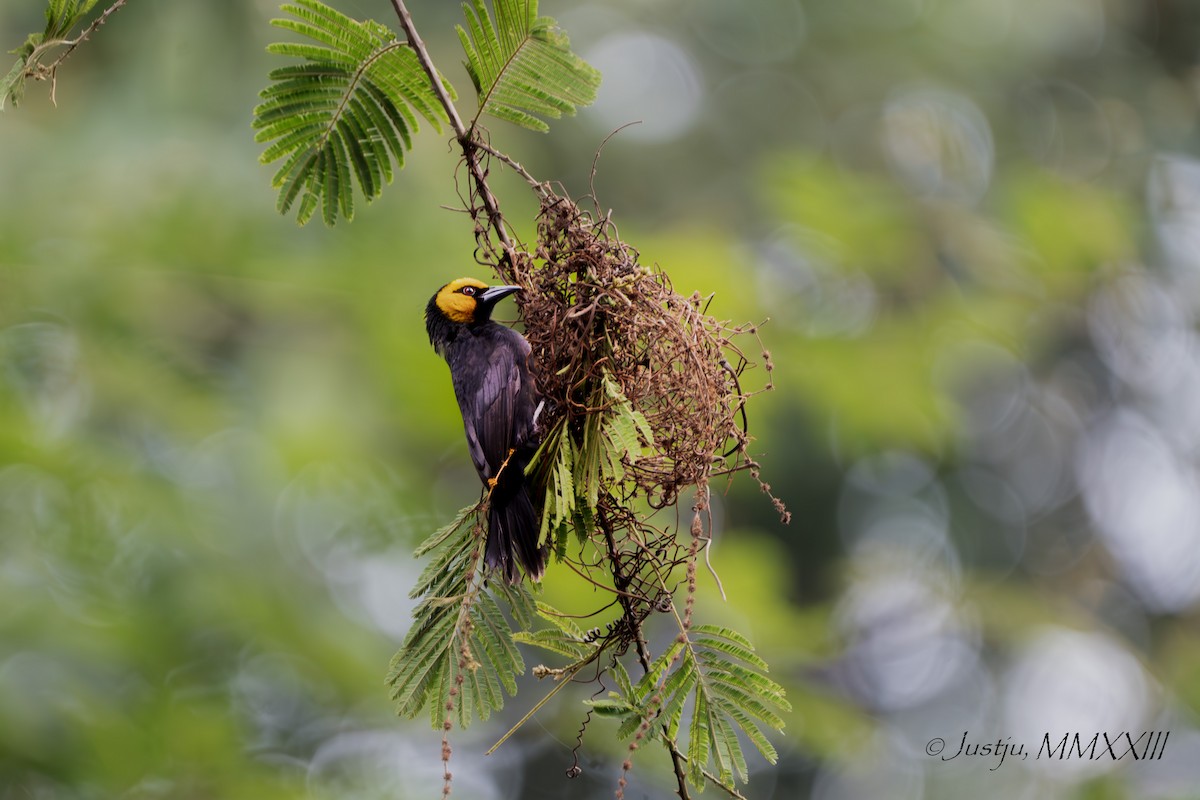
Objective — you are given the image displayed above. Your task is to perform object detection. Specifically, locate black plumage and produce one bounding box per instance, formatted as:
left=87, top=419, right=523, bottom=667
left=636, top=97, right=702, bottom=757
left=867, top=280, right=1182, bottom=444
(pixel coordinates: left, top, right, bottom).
left=425, top=278, right=546, bottom=582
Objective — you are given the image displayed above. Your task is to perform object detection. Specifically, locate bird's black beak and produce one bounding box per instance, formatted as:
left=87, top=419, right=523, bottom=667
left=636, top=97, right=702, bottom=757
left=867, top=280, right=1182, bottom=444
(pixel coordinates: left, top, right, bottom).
left=478, top=285, right=522, bottom=309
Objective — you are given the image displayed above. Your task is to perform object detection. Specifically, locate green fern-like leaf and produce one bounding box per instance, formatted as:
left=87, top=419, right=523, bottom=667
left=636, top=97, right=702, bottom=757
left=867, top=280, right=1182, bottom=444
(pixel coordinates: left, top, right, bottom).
left=512, top=600, right=596, bottom=660
left=456, top=0, right=600, bottom=132
left=253, top=0, right=452, bottom=225
left=598, top=372, right=652, bottom=484
left=41, top=0, right=101, bottom=41
left=530, top=372, right=651, bottom=556
left=574, top=372, right=651, bottom=507
left=626, top=624, right=790, bottom=788
left=527, top=418, right=577, bottom=550
left=386, top=503, right=533, bottom=728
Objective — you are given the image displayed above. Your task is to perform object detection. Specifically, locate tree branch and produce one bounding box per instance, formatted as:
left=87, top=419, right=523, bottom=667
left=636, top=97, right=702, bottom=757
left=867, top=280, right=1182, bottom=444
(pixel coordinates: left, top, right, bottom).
left=13, top=0, right=129, bottom=106
left=474, top=139, right=548, bottom=196
left=599, top=509, right=693, bottom=800
left=388, top=0, right=518, bottom=275
left=45, top=0, right=128, bottom=74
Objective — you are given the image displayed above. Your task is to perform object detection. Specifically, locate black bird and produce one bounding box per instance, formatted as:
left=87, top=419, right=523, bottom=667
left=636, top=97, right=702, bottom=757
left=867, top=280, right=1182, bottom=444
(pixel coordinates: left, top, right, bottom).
left=425, top=277, right=546, bottom=582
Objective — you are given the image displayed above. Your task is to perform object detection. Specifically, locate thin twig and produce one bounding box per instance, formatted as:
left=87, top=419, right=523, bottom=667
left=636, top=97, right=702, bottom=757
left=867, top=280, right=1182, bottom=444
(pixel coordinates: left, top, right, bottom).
left=599, top=509, right=693, bottom=800
left=701, top=769, right=749, bottom=800
left=485, top=657, right=595, bottom=756
left=588, top=121, right=641, bottom=215
left=389, top=0, right=518, bottom=275
left=19, top=0, right=129, bottom=106
left=474, top=139, right=548, bottom=195
left=46, top=0, right=128, bottom=72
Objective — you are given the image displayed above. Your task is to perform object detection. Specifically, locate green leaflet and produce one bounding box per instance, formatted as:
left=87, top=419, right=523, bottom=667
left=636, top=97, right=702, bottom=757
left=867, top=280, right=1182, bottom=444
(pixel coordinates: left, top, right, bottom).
left=511, top=599, right=595, bottom=661
left=457, top=0, right=600, bottom=132
left=526, top=418, right=575, bottom=552
left=608, top=623, right=791, bottom=788
left=584, top=696, right=638, bottom=717
left=0, top=58, right=26, bottom=110
left=598, top=372, right=653, bottom=484
left=512, top=628, right=591, bottom=660
left=45, top=0, right=101, bottom=39
left=253, top=0, right=450, bottom=225
left=531, top=370, right=653, bottom=556
left=253, top=0, right=598, bottom=223
left=386, top=503, right=535, bottom=728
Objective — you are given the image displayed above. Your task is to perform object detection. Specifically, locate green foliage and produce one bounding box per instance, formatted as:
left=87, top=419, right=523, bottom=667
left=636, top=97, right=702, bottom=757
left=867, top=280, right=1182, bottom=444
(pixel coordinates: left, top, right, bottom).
left=386, top=503, right=537, bottom=728
left=398, top=356, right=787, bottom=793
left=528, top=370, right=651, bottom=553
left=253, top=0, right=451, bottom=226
left=511, top=601, right=596, bottom=661
left=457, top=0, right=600, bottom=132
left=613, top=625, right=791, bottom=788
left=529, top=417, right=579, bottom=553
left=45, top=0, right=103, bottom=36
left=0, top=57, right=26, bottom=108
left=508, top=601, right=641, bottom=685
left=2, top=0, right=106, bottom=108
left=514, top=599, right=791, bottom=790
left=254, top=0, right=598, bottom=225
left=999, top=167, right=1134, bottom=282
left=761, top=152, right=1141, bottom=454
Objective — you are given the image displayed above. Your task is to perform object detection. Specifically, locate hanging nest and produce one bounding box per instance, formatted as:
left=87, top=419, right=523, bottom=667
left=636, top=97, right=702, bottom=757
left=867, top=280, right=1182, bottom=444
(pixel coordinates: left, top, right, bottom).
left=495, top=189, right=788, bottom=521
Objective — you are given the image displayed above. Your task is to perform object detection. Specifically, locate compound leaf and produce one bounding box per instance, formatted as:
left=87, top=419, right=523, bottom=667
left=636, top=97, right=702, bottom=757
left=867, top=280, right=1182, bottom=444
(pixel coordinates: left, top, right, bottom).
left=253, top=0, right=453, bottom=225
left=457, top=0, right=599, bottom=133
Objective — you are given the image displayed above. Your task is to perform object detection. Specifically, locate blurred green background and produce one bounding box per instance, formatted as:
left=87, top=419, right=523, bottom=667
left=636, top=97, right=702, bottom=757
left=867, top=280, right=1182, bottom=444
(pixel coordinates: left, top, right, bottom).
left=3, top=1, right=1200, bottom=798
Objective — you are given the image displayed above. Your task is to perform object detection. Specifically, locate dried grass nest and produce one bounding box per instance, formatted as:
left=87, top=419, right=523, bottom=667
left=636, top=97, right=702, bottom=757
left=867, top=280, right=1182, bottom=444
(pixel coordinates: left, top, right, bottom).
left=499, top=191, right=787, bottom=521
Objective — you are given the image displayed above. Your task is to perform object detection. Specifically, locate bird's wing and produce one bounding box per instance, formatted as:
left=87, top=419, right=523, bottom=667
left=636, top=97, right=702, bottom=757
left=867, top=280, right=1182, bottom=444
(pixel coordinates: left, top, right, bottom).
left=457, top=331, right=531, bottom=483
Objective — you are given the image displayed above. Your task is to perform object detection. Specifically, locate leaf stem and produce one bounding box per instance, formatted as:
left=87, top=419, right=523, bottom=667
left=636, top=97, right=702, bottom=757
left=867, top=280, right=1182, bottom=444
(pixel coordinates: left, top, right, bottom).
left=485, top=656, right=593, bottom=756
left=389, top=0, right=518, bottom=274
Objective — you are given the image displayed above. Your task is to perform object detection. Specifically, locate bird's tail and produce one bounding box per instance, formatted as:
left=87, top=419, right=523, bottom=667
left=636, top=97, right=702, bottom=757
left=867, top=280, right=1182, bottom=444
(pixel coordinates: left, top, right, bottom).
left=486, top=483, right=546, bottom=583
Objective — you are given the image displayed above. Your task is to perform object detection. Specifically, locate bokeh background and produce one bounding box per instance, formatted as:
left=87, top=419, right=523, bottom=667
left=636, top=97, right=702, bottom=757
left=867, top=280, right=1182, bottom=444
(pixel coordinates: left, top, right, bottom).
left=3, top=0, right=1200, bottom=798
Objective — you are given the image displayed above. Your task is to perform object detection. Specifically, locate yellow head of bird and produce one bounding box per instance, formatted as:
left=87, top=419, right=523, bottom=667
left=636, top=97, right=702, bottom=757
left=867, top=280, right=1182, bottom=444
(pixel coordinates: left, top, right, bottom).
left=434, top=277, right=490, bottom=324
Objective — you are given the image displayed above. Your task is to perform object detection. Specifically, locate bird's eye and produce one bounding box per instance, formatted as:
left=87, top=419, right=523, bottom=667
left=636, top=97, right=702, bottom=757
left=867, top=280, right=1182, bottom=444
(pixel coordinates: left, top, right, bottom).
left=461, top=286, right=477, bottom=296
